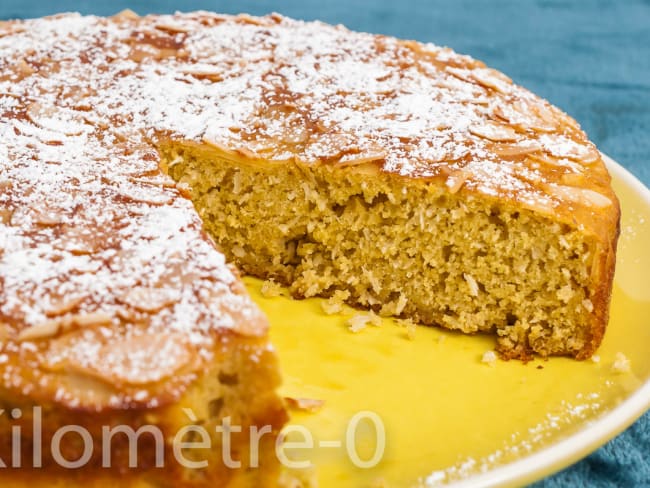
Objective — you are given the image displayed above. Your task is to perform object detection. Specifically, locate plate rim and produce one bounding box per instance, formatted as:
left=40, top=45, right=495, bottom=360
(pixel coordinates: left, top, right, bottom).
left=448, top=154, right=650, bottom=488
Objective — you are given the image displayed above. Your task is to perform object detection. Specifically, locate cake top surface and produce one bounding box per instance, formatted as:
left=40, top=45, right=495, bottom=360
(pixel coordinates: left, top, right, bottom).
left=0, top=11, right=617, bottom=409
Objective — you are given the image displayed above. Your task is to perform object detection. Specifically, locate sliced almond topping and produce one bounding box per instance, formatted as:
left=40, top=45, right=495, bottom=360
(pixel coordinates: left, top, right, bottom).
left=120, top=286, right=180, bottom=313
left=522, top=195, right=557, bottom=216
left=560, top=173, right=585, bottom=186
left=445, top=66, right=473, bottom=84
left=45, top=295, right=86, bottom=317
left=0, top=207, right=13, bottom=225
left=495, top=102, right=557, bottom=133
left=199, top=287, right=269, bottom=337
left=237, top=14, right=267, bottom=26
left=175, top=181, right=192, bottom=198
left=542, top=136, right=600, bottom=164
left=579, top=189, right=613, bottom=208
left=548, top=184, right=613, bottom=208
left=558, top=143, right=600, bottom=164
left=492, top=105, right=511, bottom=123
left=71, top=312, right=113, bottom=327
left=469, top=68, right=512, bottom=93
left=575, top=146, right=601, bottom=165
left=155, top=23, right=191, bottom=34
left=116, top=307, right=136, bottom=322
left=16, top=58, right=34, bottom=77
left=47, top=332, right=195, bottom=386
left=533, top=102, right=560, bottom=127
left=128, top=45, right=165, bottom=62
left=491, top=142, right=543, bottom=157
left=339, top=151, right=387, bottom=166
left=34, top=214, right=62, bottom=227
left=112, top=9, right=139, bottom=21
left=469, top=122, right=519, bottom=142
left=527, top=152, right=563, bottom=166
left=285, top=397, right=326, bottom=413
left=542, top=104, right=581, bottom=132
left=234, top=146, right=260, bottom=160
left=446, top=170, right=470, bottom=194
left=93, top=333, right=193, bottom=385
left=54, top=227, right=99, bottom=256
left=27, top=102, right=90, bottom=136
left=183, top=69, right=223, bottom=82
left=0, top=22, right=26, bottom=38
left=128, top=176, right=177, bottom=188
left=202, top=137, right=239, bottom=156
left=16, top=320, right=61, bottom=342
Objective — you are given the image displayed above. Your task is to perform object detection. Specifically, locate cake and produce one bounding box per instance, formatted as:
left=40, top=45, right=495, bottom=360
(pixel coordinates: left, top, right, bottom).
left=0, top=9, right=619, bottom=485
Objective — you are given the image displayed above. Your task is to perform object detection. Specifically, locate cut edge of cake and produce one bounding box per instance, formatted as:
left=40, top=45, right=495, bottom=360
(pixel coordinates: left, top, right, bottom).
left=159, top=138, right=619, bottom=360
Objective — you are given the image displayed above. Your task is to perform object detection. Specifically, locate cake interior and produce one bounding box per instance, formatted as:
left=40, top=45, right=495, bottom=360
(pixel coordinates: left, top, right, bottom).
left=159, top=142, right=600, bottom=359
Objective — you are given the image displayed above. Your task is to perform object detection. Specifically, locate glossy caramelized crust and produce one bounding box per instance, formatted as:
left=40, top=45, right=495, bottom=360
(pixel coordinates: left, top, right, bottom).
left=0, top=8, right=620, bottom=479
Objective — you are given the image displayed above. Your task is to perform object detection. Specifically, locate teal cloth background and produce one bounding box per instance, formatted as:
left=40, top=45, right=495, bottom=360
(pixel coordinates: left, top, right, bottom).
left=2, top=0, right=649, bottom=485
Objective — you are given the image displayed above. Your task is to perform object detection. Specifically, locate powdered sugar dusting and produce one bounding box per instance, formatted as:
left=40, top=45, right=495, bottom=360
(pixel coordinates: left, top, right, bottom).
left=421, top=392, right=604, bottom=486
left=0, top=11, right=614, bottom=408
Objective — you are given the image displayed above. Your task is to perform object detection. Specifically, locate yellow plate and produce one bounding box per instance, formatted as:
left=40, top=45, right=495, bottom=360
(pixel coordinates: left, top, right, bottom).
left=244, top=154, right=650, bottom=487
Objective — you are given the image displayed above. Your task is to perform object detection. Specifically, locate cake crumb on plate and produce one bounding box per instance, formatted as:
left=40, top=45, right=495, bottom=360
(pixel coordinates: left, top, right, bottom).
left=397, top=318, right=417, bottom=340
left=482, top=350, right=497, bottom=365
left=347, top=311, right=382, bottom=332
left=611, top=352, right=631, bottom=374
left=321, top=290, right=351, bottom=315
left=260, top=279, right=283, bottom=298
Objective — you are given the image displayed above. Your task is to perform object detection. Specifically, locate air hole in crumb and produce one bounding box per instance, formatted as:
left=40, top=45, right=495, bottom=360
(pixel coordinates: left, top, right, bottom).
left=331, top=202, right=346, bottom=216
left=443, top=306, right=458, bottom=318
left=438, top=271, right=450, bottom=287
left=208, top=397, right=224, bottom=417
left=369, top=192, right=389, bottom=206
left=285, top=237, right=305, bottom=265
left=506, top=313, right=518, bottom=326
left=488, top=213, right=509, bottom=239
left=343, top=247, right=356, bottom=258
left=218, top=371, right=238, bottom=385
left=442, top=245, right=453, bottom=261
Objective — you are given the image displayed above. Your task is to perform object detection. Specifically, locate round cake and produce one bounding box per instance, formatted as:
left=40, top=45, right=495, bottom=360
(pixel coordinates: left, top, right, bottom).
left=0, top=10, right=620, bottom=485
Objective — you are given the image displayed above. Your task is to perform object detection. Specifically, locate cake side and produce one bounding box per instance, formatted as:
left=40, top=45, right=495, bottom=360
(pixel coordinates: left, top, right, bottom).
left=0, top=331, right=287, bottom=485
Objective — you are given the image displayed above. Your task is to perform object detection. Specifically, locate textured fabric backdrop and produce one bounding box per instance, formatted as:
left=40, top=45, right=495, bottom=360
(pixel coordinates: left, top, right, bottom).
left=2, top=0, right=649, bottom=486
